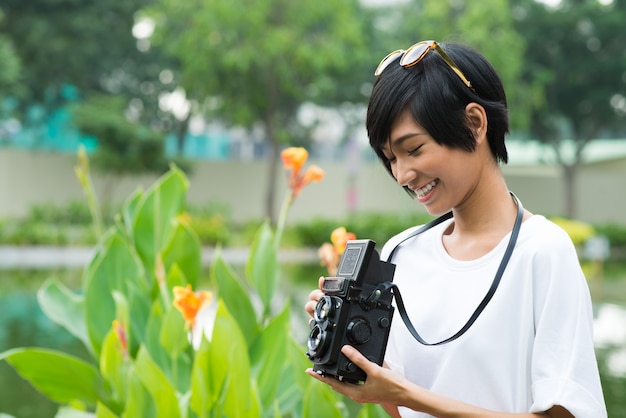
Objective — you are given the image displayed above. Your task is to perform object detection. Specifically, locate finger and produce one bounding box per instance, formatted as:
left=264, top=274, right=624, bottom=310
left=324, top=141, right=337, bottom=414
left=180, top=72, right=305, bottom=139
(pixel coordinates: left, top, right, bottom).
left=318, top=276, right=325, bottom=289
left=308, top=289, right=324, bottom=301
left=341, top=345, right=372, bottom=369
left=305, top=300, right=317, bottom=317
left=306, top=368, right=330, bottom=384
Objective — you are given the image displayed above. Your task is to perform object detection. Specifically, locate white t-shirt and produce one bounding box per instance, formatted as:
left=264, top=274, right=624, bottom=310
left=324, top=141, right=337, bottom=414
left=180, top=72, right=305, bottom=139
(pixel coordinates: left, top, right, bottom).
left=381, top=214, right=607, bottom=417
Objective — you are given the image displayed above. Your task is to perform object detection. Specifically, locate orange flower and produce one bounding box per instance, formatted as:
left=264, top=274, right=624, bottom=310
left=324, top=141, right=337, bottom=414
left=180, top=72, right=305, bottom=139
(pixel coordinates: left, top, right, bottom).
left=319, top=227, right=357, bottom=275
left=281, top=147, right=325, bottom=199
left=173, top=285, right=213, bottom=328
left=331, top=227, right=356, bottom=255
left=318, top=242, right=340, bottom=276
left=112, top=319, right=128, bottom=357
left=303, top=165, right=325, bottom=184
left=281, top=147, right=308, bottom=175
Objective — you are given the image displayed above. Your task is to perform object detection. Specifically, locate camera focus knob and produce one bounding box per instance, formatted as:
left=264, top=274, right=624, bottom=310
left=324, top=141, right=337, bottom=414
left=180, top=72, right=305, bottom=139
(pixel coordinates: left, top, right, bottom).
left=346, top=319, right=372, bottom=344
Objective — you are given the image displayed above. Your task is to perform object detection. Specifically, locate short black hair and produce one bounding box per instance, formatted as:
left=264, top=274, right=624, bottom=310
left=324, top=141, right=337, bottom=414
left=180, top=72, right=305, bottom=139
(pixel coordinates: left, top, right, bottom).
left=366, top=42, right=509, bottom=194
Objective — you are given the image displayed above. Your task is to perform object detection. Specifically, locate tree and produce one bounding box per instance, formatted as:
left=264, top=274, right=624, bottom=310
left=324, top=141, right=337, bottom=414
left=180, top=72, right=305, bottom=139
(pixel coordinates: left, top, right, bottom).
left=71, top=94, right=189, bottom=215
left=512, top=0, right=626, bottom=218
left=0, top=0, right=184, bottom=149
left=0, top=7, right=21, bottom=139
left=146, top=0, right=374, bottom=223
left=387, top=0, right=530, bottom=131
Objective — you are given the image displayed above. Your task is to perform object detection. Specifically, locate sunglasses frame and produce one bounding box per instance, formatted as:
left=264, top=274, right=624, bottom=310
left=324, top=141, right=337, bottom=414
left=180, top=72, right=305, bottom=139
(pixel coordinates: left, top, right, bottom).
left=374, top=40, right=474, bottom=91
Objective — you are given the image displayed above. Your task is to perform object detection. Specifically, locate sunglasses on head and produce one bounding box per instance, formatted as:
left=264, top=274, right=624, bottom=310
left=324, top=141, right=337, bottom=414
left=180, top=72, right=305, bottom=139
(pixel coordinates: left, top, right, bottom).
left=374, top=40, right=474, bottom=91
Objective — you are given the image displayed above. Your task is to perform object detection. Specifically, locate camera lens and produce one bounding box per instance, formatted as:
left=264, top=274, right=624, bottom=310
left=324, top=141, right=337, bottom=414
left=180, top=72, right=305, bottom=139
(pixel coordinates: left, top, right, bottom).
left=314, top=296, right=337, bottom=322
left=307, top=324, right=329, bottom=358
left=346, top=319, right=372, bottom=344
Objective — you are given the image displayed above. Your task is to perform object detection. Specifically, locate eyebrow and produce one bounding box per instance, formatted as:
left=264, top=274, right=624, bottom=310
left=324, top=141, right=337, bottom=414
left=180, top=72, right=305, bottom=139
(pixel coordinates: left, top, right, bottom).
left=381, top=132, right=425, bottom=152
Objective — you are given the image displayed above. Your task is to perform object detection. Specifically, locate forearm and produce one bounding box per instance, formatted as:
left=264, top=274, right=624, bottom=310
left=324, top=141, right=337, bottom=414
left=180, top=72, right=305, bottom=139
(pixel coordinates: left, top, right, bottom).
left=394, top=379, right=572, bottom=418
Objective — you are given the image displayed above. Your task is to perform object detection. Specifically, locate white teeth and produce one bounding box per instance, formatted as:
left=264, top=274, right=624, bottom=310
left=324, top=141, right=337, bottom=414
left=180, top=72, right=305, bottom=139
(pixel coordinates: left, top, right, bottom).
left=415, top=179, right=438, bottom=198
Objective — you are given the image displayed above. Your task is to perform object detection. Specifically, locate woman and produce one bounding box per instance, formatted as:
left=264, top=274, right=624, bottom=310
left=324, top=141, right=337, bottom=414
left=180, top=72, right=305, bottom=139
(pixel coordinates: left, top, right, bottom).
left=305, top=41, right=606, bottom=417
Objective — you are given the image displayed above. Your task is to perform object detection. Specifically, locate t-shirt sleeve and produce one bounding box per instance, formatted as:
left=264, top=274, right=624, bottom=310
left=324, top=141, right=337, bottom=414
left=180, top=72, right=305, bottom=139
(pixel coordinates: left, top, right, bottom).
left=528, top=224, right=607, bottom=417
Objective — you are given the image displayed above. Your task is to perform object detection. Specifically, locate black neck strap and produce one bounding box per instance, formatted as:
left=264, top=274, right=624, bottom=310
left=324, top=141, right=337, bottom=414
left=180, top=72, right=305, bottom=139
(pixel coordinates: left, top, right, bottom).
left=384, top=193, right=524, bottom=346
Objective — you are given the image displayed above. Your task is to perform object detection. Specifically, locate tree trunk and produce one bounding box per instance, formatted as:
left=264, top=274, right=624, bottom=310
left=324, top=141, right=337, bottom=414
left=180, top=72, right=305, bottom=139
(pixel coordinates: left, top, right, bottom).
left=175, top=112, right=191, bottom=154
left=265, top=138, right=280, bottom=225
left=561, top=162, right=578, bottom=219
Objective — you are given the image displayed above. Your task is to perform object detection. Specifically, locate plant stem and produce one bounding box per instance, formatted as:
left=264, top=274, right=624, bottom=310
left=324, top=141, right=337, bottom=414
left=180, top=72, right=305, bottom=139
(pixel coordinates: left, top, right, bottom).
left=274, top=191, right=293, bottom=250
left=75, top=145, right=104, bottom=238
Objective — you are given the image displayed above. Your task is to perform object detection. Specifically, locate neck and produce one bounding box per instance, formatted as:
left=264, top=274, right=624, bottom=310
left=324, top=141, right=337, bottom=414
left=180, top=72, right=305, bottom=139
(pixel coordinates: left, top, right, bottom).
left=449, top=175, right=517, bottom=237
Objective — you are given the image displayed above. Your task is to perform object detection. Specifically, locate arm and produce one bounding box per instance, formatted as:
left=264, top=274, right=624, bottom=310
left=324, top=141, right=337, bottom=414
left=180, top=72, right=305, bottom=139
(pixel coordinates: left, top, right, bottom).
left=306, top=345, right=573, bottom=418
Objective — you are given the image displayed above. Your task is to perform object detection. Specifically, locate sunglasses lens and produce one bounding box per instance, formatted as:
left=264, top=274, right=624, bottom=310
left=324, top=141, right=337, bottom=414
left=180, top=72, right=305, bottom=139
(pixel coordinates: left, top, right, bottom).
left=375, top=50, right=404, bottom=77
left=400, top=41, right=432, bottom=68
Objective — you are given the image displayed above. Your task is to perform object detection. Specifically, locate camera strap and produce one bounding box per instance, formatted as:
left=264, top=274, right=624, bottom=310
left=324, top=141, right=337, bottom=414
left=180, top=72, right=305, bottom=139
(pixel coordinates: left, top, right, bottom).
left=384, top=192, right=524, bottom=346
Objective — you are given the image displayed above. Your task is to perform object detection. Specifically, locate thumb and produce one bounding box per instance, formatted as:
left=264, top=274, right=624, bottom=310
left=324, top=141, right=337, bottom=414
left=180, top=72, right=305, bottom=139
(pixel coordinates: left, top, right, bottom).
left=341, top=345, right=371, bottom=368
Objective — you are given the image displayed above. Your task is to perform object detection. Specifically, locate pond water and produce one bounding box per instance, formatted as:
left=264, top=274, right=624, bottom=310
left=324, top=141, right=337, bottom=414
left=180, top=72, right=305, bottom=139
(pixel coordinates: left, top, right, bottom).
left=1, top=267, right=626, bottom=417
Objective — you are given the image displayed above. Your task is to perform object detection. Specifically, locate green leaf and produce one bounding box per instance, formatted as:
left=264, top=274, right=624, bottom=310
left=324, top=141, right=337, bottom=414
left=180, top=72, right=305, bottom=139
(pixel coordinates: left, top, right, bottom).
left=99, top=329, right=127, bottom=407
left=124, top=368, right=156, bottom=418
left=37, top=278, right=90, bottom=353
left=302, top=379, right=343, bottom=418
left=55, top=406, right=96, bottom=418
left=120, top=187, right=144, bottom=239
left=275, top=338, right=312, bottom=417
left=0, top=348, right=107, bottom=409
left=159, top=303, right=189, bottom=358
left=162, top=220, right=202, bottom=289
left=142, top=301, right=170, bottom=381
left=356, top=403, right=389, bottom=418
left=210, top=301, right=261, bottom=417
left=190, top=337, right=211, bottom=417
left=134, top=346, right=181, bottom=418
left=250, top=302, right=290, bottom=409
left=246, top=221, right=278, bottom=318
left=164, top=261, right=188, bottom=290
left=95, top=402, right=120, bottom=418
left=132, top=166, right=189, bottom=270
left=83, top=230, right=146, bottom=357
left=212, top=251, right=260, bottom=346
left=123, top=279, right=152, bottom=357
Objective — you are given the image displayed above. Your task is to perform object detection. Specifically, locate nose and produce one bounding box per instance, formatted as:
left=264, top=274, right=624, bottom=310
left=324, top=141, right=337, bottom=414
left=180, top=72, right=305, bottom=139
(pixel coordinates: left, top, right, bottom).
left=393, top=158, right=417, bottom=188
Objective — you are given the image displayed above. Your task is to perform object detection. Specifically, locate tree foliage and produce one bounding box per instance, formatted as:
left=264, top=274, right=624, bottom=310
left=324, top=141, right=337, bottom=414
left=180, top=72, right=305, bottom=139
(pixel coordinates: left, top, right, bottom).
left=0, top=7, right=21, bottom=132
left=385, top=0, right=529, bottom=130
left=71, top=95, right=170, bottom=176
left=146, top=0, right=374, bottom=221
left=512, top=0, right=626, bottom=217
left=1, top=0, right=155, bottom=105
left=0, top=9, right=19, bottom=89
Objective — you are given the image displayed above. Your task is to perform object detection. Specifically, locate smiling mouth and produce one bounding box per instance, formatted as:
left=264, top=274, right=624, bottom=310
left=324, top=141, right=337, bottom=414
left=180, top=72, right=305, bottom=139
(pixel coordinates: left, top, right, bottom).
left=415, top=179, right=439, bottom=199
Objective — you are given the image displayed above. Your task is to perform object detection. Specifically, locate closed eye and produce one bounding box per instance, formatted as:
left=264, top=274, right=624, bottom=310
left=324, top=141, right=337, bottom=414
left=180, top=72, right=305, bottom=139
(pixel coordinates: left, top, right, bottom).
left=407, top=145, right=423, bottom=156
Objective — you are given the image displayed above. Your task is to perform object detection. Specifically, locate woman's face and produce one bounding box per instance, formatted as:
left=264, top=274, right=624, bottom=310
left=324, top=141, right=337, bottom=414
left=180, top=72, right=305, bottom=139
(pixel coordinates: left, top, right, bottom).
left=381, top=109, right=483, bottom=216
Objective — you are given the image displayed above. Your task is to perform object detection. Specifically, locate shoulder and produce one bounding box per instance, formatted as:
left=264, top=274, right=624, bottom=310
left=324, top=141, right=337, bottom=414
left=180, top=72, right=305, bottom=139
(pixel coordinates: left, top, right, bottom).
left=518, top=215, right=577, bottom=255
left=380, top=217, right=452, bottom=261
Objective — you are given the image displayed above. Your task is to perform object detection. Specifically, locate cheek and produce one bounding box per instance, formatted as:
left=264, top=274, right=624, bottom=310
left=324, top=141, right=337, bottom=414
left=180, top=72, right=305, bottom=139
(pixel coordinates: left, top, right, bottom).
left=388, top=164, right=399, bottom=181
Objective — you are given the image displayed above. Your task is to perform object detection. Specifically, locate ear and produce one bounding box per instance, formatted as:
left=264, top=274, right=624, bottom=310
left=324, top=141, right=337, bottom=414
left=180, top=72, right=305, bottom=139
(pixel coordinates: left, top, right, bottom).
left=465, top=103, right=487, bottom=144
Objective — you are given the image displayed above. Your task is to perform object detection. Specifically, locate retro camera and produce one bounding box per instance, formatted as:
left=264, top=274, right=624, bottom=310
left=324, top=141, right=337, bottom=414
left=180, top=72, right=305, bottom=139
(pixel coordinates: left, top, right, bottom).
left=306, top=239, right=396, bottom=383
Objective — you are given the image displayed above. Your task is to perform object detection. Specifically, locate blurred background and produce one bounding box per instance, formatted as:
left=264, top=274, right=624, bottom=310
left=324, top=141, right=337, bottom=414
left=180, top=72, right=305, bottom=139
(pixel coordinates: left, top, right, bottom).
left=0, top=0, right=625, bottom=416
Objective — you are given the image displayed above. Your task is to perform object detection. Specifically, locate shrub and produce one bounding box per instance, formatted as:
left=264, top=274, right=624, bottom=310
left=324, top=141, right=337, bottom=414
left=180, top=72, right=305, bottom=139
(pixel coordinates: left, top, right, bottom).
left=594, top=223, right=626, bottom=247
left=0, top=149, right=387, bottom=418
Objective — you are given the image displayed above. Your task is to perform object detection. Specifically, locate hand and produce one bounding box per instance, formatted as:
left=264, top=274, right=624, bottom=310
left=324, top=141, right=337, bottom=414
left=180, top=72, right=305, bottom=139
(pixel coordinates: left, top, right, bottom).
left=305, top=276, right=325, bottom=317
left=306, top=345, right=406, bottom=406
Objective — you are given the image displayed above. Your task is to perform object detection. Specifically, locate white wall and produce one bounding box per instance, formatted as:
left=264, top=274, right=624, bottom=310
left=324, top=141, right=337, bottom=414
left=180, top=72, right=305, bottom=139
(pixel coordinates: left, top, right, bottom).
left=1, top=148, right=620, bottom=225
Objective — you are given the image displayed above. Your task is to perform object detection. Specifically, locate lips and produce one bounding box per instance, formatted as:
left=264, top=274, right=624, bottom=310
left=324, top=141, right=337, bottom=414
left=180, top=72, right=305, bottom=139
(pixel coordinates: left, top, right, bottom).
left=414, top=179, right=439, bottom=199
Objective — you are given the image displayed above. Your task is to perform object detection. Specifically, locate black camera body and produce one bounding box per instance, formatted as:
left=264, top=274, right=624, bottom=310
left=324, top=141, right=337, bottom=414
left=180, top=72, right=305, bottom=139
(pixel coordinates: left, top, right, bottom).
left=306, top=239, right=396, bottom=383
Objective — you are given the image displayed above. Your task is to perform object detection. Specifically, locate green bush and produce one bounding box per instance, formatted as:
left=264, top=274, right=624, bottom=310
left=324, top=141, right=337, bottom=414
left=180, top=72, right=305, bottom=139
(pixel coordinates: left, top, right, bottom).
left=28, top=200, right=94, bottom=225
left=1, top=221, right=68, bottom=246
left=190, top=214, right=231, bottom=245
left=292, top=211, right=435, bottom=249
left=595, top=223, right=626, bottom=247
left=1, top=164, right=385, bottom=418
